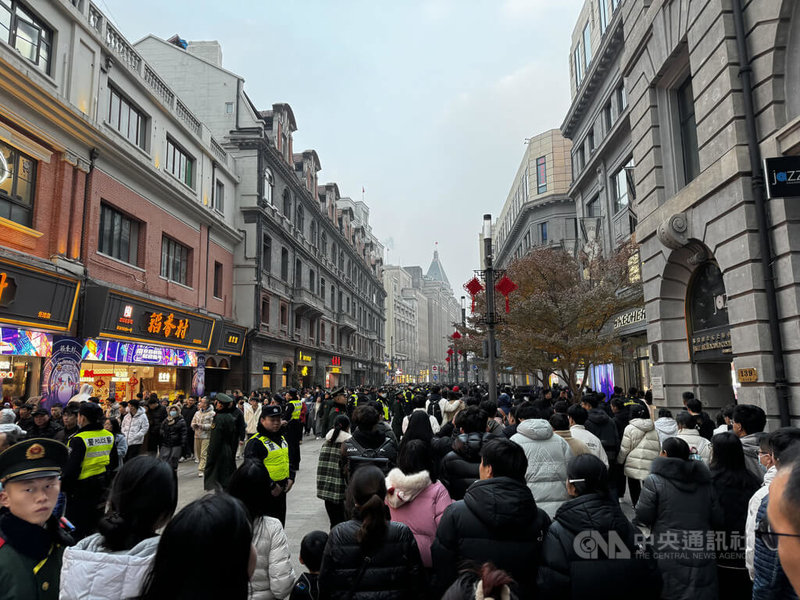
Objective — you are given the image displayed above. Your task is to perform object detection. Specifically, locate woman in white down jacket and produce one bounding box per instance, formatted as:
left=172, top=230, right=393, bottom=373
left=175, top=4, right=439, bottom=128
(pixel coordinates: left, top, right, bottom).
left=228, top=459, right=295, bottom=600
left=60, top=456, right=177, bottom=600
left=617, top=403, right=661, bottom=507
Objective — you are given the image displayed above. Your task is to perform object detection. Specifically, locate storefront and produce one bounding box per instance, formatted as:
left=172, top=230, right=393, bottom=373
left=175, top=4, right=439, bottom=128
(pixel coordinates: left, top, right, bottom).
left=0, top=257, right=81, bottom=405
left=203, top=321, right=247, bottom=394
left=81, top=285, right=217, bottom=402
left=297, top=351, right=314, bottom=388
left=325, top=355, right=343, bottom=389
left=612, top=306, right=650, bottom=393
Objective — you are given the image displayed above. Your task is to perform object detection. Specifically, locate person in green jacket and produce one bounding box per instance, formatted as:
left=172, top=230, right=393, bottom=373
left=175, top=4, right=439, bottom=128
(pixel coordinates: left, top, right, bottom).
left=0, top=437, right=74, bottom=600
left=203, top=394, right=239, bottom=491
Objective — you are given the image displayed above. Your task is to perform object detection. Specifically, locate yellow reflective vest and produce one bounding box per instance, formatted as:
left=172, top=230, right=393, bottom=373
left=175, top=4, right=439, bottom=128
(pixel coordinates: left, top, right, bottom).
left=250, top=433, right=290, bottom=481
left=74, top=430, right=114, bottom=480
left=289, top=399, right=302, bottom=420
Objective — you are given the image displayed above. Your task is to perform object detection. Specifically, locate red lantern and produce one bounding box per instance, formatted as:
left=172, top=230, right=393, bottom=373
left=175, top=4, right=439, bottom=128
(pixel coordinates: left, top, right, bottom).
left=452, top=331, right=462, bottom=340
left=495, top=275, right=518, bottom=313
left=447, top=347, right=454, bottom=355
left=463, top=277, right=484, bottom=312
left=445, top=357, right=451, bottom=363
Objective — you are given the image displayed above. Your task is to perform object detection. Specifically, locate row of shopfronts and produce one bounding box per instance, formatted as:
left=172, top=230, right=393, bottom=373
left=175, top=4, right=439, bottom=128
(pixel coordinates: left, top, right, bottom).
left=0, top=256, right=247, bottom=408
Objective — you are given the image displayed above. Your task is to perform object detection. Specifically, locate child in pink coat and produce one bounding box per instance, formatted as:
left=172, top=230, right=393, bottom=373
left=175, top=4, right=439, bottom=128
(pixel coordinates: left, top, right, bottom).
left=385, top=439, right=452, bottom=568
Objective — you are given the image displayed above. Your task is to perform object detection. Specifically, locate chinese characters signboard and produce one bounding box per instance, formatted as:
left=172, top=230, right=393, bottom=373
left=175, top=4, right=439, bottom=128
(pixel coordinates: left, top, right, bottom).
left=688, top=263, right=732, bottom=363
left=211, top=322, right=247, bottom=356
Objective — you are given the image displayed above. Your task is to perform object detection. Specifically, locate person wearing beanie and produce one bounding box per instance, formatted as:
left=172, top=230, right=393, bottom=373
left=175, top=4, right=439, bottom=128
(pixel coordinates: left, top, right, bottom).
left=203, top=393, right=239, bottom=491
left=62, top=402, right=118, bottom=541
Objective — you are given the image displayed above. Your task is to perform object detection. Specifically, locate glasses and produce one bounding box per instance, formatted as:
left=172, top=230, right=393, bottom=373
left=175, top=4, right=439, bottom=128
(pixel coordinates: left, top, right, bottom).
left=756, top=517, right=800, bottom=551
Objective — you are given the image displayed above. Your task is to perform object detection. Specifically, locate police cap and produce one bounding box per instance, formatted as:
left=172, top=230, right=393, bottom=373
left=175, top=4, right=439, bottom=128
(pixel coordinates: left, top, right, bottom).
left=260, top=405, right=282, bottom=419
left=0, top=438, right=68, bottom=484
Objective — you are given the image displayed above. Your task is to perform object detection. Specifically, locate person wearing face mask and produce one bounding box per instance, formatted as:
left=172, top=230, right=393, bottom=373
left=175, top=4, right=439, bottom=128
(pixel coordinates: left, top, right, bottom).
left=158, top=402, right=187, bottom=474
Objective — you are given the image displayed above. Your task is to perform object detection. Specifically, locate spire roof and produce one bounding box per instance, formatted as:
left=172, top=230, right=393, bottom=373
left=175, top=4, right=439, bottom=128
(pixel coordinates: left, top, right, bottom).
left=425, top=243, right=450, bottom=286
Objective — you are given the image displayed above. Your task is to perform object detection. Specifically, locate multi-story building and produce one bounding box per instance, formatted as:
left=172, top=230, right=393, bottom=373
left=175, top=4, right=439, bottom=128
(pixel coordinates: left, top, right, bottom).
left=0, top=0, right=243, bottom=406
left=619, top=0, right=800, bottom=421
left=561, top=0, right=648, bottom=396
left=493, top=129, right=575, bottom=268
left=383, top=249, right=460, bottom=383
left=135, top=35, right=386, bottom=391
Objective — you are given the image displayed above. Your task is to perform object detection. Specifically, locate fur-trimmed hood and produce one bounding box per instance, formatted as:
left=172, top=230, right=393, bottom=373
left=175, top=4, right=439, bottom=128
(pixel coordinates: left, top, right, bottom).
left=385, top=468, right=432, bottom=509
left=325, top=428, right=352, bottom=443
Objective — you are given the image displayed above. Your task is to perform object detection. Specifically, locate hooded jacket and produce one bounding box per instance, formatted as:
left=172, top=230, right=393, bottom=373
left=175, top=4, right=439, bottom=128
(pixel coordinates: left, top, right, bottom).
left=538, top=493, right=661, bottom=600
left=654, top=417, right=678, bottom=445
left=318, top=517, right=423, bottom=600
left=584, top=408, right=620, bottom=461
left=617, top=418, right=661, bottom=480
left=385, top=469, right=452, bottom=568
left=431, top=476, right=551, bottom=598
left=59, top=532, right=158, bottom=600
left=554, top=429, right=590, bottom=458
left=635, top=457, right=722, bottom=600
left=439, top=432, right=489, bottom=501
left=740, top=433, right=765, bottom=481
left=121, top=410, right=149, bottom=446
left=250, top=515, right=295, bottom=600
left=511, top=419, right=572, bottom=517
left=441, top=399, right=464, bottom=426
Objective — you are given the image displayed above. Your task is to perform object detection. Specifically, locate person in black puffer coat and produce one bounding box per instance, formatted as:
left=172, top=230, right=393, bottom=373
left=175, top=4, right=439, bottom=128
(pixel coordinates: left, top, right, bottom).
left=438, top=406, right=490, bottom=500
left=709, top=432, right=761, bottom=600
left=538, top=454, right=661, bottom=600
left=432, top=437, right=551, bottom=598
left=319, top=465, right=424, bottom=600
left=582, top=396, right=620, bottom=462
left=159, top=403, right=187, bottom=473
left=343, top=405, right=398, bottom=479
left=635, top=437, right=723, bottom=600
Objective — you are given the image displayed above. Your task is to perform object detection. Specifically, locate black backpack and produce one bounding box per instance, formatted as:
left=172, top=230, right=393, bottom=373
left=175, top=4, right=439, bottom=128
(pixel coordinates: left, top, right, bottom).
left=346, top=436, right=395, bottom=475
left=427, top=399, right=442, bottom=423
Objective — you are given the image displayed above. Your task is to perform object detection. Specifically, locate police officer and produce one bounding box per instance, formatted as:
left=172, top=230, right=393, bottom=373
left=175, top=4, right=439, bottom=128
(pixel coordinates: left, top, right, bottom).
left=0, top=438, right=74, bottom=599
left=283, top=389, right=303, bottom=473
left=244, top=405, right=294, bottom=526
left=61, top=402, right=117, bottom=541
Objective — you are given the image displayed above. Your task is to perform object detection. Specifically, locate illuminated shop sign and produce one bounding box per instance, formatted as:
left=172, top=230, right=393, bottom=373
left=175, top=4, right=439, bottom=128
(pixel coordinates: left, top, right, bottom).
left=83, top=286, right=216, bottom=351
left=0, top=327, right=52, bottom=357
left=82, top=339, right=197, bottom=367
left=0, top=258, right=80, bottom=332
left=211, top=322, right=247, bottom=356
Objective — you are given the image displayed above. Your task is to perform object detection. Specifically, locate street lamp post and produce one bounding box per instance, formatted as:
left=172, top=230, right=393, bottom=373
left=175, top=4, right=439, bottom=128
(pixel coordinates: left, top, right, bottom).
left=483, top=214, right=498, bottom=406
left=461, top=295, right=469, bottom=383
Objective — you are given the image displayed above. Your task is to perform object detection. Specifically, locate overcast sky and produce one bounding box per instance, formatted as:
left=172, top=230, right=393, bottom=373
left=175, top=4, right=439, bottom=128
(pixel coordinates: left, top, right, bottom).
left=104, top=0, right=583, bottom=294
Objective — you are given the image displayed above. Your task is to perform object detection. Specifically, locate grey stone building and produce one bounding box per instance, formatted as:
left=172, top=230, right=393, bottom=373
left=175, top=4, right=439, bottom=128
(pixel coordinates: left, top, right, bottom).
left=136, top=36, right=386, bottom=391
left=619, top=0, right=800, bottom=422
left=562, top=0, right=649, bottom=395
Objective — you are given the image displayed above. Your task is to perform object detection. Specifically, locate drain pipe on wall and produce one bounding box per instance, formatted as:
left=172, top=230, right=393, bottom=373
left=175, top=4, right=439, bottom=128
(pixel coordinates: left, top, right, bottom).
left=732, top=0, right=792, bottom=426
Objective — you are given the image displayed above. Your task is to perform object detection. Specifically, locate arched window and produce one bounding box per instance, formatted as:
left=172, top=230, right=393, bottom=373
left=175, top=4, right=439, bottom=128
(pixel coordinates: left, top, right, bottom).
left=321, top=232, right=327, bottom=257
left=283, top=189, right=291, bottom=219
left=263, top=168, right=274, bottom=204
left=296, top=204, right=305, bottom=234
left=310, top=219, right=317, bottom=246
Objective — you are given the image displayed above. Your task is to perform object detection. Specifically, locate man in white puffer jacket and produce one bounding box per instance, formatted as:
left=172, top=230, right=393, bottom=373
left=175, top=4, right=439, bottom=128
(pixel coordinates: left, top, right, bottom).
left=120, top=399, right=149, bottom=459
left=675, top=411, right=712, bottom=463
left=617, top=404, right=661, bottom=506
left=510, top=403, right=573, bottom=517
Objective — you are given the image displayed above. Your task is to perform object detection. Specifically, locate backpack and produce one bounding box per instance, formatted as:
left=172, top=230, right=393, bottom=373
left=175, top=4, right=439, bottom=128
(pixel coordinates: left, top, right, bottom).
left=427, top=399, right=442, bottom=424
left=346, top=436, right=395, bottom=475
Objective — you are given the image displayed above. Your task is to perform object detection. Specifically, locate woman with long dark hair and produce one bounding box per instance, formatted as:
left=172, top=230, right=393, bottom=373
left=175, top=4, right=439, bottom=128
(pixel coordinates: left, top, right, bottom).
left=401, top=411, right=435, bottom=447
left=636, top=437, right=723, bottom=600
left=136, top=494, right=255, bottom=600
left=319, top=465, right=424, bottom=599
left=710, top=432, right=761, bottom=600
left=316, top=414, right=351, bottom=528
left=60, top=456, right=177, bottom=599
left=228, top=460, right=295, bottom=600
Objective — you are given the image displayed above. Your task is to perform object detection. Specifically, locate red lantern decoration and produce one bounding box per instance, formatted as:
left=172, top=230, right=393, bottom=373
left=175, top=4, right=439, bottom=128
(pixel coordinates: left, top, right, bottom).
left=495, top=275, right=518, bottom=313
left=463, top=277, right=484, bottom=312
left=452, top=331, right=462, bottom=340
left=445, top=357, right=451, bottom=363
left=447, top=347, right=454, bottom=355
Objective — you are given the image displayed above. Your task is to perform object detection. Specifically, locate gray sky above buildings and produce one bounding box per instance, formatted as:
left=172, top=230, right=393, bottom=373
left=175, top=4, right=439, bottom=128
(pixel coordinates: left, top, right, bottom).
left=105, top=0, right=582, bottom=292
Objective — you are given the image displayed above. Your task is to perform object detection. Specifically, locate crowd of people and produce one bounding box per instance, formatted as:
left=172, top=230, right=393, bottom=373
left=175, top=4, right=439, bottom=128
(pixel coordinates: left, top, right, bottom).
left=1, top=383, right=800, bottom=599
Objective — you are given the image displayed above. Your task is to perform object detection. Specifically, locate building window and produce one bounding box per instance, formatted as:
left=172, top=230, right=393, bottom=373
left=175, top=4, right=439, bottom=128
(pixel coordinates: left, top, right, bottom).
left=165, top=138, right=194, bottom=187
left=282, top=189, right=291, bottom=219
left=567, top=218, right=578, bottom=238
left=296, top=204, right=304, bottom=234
left=573, top=147, right=585, bottom=177
left=263, top=169, right=273, bottom=204
left=599, top=0, right=608, bottom=34
left=617, top=84, right=627, bottom=112
left=611, top=0, right=619, bottom=10
left=677, top=76, right=700, bottom=185
left=98, top=203, right=139, bottom=265
left=523, top=230, right=531, bottom=250
left=280, top=302, right=288, bottom=329
left=321, top=322, right=326, bottom=342
left=586, top=196, right=600, bottom=217
left=321, top=278, right=326, bottom=301
left=214, top=179, right=224, bottom=212
left=1, top=1, right=52, bottom=74
left=573, top=45, right=583, bottom=87
left=294, top=259, right=302, bottom=287
left=330, top=284, right=335, bottom=307
left=612, top=159, right=634, bottom=214
left=321, top=231, right=327, bottom=257
left=309, top=269, right=316, bottom=293
left=583, top=23, right=591, bottom=68
left=0, top=140, right=36, bottom=228
left=588, top=128, right=595, bottom=154
left=536, top=156, right=547, bottom=194
left=262, top=236, right=272, bottom=273
left=225, top=102, right=234, bottom=114
left=539, top=222, right=548, bottom=244
left=213, top=262, right=223, bottom=299
left=603, top=101, right=614, bottom=132
left=160, top=236, right=190, bottom=285
left=295, top=313, right=301, bottom=331
left=108, top=87, right=146, bottom=149
left=280, top=247, right=288, bottom=280
left=261, top=296, right=270, bottom=327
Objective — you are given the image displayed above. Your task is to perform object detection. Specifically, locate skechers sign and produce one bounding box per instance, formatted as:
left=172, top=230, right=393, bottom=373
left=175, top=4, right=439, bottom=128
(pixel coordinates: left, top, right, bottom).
left=764, top=156, right=800, bottom=198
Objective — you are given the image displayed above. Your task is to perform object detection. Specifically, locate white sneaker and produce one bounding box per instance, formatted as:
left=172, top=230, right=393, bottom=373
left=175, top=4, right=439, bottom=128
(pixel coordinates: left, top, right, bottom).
left=178, top=457, right=185, bottom=463
left=198, top=472, right=203, bottom=477
left=194, top=458, right=199, bottom=463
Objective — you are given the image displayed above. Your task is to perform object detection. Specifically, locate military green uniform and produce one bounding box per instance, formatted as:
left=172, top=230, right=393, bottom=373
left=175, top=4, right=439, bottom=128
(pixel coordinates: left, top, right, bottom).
left=204, top=396, right=239, bottom=491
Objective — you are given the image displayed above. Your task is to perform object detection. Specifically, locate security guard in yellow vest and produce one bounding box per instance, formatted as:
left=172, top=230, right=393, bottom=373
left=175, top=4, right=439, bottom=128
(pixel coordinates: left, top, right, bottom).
left=283, top=388, right=303, bottom=473
left=0, top=437, right=73, bottom=599
left=244, top=405, right=294, bottom=526
left=62, top=402, right=117, bottom=541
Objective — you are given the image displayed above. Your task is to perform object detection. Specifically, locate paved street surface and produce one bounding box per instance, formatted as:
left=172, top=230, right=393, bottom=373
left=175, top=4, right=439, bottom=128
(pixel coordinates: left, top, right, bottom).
left=174, top=435, right=328, bottom=576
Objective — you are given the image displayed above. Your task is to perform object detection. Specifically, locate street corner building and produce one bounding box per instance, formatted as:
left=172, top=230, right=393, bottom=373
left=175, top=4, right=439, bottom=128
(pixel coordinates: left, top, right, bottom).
left=561, top=0, right=800, bottom=424
left=0, top=0, right=386, bottom=405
